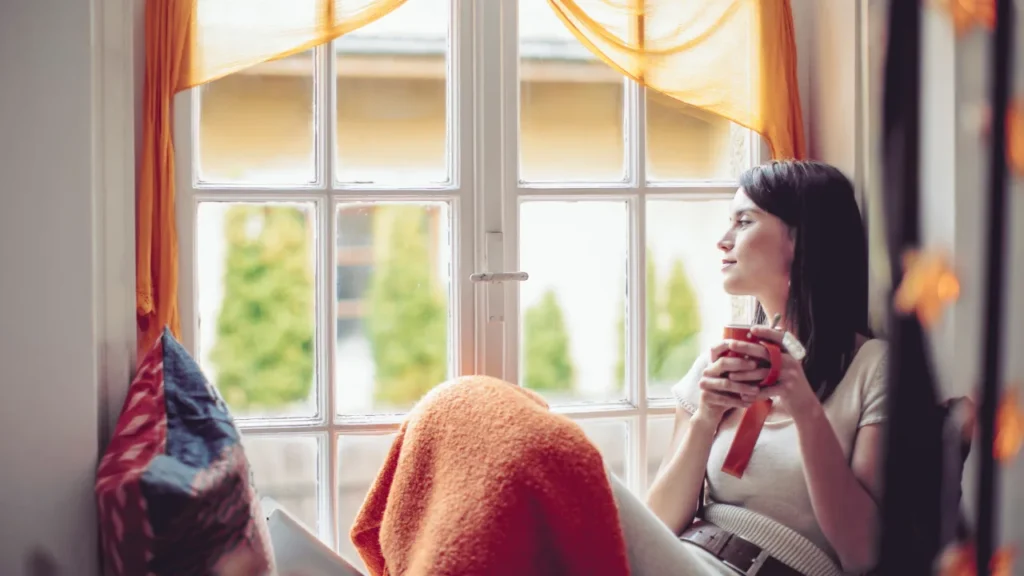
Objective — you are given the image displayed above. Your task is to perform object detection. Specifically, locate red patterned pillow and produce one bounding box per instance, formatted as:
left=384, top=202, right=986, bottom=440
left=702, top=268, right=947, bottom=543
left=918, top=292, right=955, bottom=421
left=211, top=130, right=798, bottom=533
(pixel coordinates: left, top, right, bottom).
left=95, top=328, right=275, bottom=575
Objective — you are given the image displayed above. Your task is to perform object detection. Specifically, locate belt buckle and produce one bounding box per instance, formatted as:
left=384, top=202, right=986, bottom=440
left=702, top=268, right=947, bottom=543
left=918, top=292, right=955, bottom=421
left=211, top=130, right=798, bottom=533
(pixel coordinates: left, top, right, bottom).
left=725, top=549, right=771, bottom=576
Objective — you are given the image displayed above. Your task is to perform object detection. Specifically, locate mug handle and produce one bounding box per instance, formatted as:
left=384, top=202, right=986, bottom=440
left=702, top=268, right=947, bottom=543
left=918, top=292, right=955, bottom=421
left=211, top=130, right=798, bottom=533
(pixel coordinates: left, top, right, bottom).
left=758, top=342, right=783, bottom=387
left=721, top=341, right=783, bottom=479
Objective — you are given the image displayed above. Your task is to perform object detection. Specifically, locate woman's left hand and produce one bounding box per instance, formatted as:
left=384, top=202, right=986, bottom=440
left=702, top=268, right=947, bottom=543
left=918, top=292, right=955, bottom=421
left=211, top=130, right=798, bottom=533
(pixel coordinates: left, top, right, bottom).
left=725, top=326, right=821, bottom=416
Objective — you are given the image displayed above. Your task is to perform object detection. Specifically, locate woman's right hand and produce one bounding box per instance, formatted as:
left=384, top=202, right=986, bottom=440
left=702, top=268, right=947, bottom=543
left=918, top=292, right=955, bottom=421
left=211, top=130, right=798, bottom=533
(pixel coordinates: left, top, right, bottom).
left=693, top=341, right=765, bottom=425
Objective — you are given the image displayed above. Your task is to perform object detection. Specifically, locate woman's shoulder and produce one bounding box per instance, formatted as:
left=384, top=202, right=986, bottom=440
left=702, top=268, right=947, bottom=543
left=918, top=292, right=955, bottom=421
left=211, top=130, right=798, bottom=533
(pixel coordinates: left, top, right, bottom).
left=834, top=337, right=888, bottom=395
left=832, top=337, right=889, bottom=426
left=850, top=337, right=889, bottom=379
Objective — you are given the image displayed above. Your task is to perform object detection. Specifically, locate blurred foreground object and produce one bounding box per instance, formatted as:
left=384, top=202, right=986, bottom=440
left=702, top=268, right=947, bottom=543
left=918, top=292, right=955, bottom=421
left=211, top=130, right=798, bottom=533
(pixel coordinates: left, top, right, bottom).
left=893, top=249, right=961, bottom=327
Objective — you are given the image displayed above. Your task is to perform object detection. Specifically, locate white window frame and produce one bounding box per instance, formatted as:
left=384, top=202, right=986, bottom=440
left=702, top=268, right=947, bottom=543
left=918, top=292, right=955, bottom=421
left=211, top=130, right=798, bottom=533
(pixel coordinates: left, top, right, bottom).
left=173, top=0, right=763, bottom=549
left=484, top=2, right=763, bottom=493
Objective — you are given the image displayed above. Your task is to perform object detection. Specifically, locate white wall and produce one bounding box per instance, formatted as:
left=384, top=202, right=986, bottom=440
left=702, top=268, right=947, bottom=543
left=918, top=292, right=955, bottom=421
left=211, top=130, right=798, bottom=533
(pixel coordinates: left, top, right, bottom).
left=0, top=1, right=101, bottom=575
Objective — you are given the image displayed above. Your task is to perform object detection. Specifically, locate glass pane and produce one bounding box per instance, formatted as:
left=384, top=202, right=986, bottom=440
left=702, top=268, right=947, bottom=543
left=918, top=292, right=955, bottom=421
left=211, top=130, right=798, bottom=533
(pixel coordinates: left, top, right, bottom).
left=337, top=433, right=397, bottom=569
left=646, top=416, right=675, bottom=494
left=334, top=203, right=453, bottom=415
left=335, top=0, right=450, bottom=185
left=243, top=435, right=321, bottom=535
left=646, top=199, right=750, bottom=398
left=196, top=202, right=318, bottom=418
left=576, top=419, right=628, bottom=482
left=519, top=0, right=625, bottom=183
left=197, top=50, right=315, bottom=185
left=519, top=202, right=627, bottom=402
left=646, top=89, right=749, bottom=182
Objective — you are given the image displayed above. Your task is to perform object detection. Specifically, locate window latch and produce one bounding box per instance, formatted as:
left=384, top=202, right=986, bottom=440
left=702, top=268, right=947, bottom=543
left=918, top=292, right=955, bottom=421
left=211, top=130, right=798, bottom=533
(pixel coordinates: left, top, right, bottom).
left=472, top=232, right=528, bottom=324
left=469, top=272, right=529, bottom=282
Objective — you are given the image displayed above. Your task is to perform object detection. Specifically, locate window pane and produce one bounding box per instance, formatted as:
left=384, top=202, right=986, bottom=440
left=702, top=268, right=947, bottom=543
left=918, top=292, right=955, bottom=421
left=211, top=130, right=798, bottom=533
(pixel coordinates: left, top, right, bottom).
left=197, top=50, right=315, bottom=185
left=337, top=433, right=397, bottom=569
left=196, top=202, right=318, bottom=418
left=519, top=202, right=627, bottom=402
left=334, top=203, right=452, bottom=415
left=335, top=0, right=450, bottom=185
left=645, top=416, right=675, bottom=494
left=519, top=0, right=625, bottom=183
left=243, top=434, right=321, bottom=535
left=646, top=199, right=750, bottom=398
left=646, top=89, right=749, bottom=182
left=576, top=419, right=628, bottom=482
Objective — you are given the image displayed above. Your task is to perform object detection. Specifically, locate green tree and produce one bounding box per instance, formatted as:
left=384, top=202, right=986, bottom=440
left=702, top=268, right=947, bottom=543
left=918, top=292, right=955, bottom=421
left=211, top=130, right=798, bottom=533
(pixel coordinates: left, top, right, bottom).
left=651, top=260, right=702, bottom=382
left=365, top=205, right=448, bottom=407
left=614, top=255, right=702, bottom=387
left=523, top=289, right=575, bottom=392
left=211, top=205, right=315, bottom=410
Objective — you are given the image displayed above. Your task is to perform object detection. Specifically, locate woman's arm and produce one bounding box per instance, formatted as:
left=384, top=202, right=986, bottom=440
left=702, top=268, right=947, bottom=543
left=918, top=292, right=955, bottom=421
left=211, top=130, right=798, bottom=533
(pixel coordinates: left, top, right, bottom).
left=646, top=346, right=760, bottom=534
left=792, top=408, right=885, bottom=573
left=645, top=407, right=720, bottom=534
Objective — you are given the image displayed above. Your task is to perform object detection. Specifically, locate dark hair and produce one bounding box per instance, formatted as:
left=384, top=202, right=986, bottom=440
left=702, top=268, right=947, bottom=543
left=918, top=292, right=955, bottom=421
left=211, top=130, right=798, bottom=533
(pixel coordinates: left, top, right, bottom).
left=739, top=160, right=870, bottom=403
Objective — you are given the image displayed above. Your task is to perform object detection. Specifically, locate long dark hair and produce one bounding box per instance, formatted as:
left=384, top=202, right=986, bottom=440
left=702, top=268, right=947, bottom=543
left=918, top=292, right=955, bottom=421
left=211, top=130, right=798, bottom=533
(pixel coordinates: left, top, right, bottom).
left=739, top=160, right=870, bottom=403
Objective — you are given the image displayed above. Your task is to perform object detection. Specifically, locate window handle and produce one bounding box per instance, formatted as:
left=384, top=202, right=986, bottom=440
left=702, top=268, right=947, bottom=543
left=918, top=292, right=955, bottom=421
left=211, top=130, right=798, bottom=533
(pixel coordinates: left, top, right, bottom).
left=470, top=272, right=529, bottom=283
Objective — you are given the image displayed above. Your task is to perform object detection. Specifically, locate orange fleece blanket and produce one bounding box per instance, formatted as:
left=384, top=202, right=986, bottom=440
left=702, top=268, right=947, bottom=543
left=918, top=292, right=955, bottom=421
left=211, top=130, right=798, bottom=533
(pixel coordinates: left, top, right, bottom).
left=350, top=375, right=630, bottom=576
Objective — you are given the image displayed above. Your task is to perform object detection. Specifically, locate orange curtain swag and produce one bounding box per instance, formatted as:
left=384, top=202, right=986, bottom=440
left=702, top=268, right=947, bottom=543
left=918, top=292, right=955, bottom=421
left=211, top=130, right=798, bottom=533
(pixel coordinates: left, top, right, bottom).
left=546, top=0, right=806, bottom=160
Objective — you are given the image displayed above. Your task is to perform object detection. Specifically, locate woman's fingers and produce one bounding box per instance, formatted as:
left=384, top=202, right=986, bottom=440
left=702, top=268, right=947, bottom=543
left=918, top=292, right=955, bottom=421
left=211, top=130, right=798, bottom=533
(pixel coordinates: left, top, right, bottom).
left=701, top=389, right=753, bottom=409
left=705, top=355, right=758, bottom=377
left=700, top=376, right=760, bottom=399
left=724, top=339, right=771, bottom=361
left=728, top=368, right=771, bottom=383
left=709, top=341, right=731, bottom=361
left=749, top=326, right=785, bottom=344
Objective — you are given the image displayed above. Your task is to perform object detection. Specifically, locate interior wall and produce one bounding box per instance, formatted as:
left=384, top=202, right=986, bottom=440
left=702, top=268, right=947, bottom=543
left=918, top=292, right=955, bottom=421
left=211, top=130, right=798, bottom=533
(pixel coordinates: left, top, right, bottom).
left=0, top=1, right=101, bottom=575
left=793, top=0, right=859, bottom=177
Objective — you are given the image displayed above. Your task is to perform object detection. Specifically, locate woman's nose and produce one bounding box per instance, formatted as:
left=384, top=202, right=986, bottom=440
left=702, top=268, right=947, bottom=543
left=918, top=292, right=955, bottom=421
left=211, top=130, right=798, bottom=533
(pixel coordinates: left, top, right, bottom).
left=717, top=232, right=733, bottom=253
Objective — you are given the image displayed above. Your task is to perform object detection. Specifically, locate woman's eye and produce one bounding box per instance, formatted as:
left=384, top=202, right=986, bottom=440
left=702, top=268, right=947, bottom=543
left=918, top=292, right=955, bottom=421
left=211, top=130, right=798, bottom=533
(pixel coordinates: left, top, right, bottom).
left=737, top=219, right=753, bottom=227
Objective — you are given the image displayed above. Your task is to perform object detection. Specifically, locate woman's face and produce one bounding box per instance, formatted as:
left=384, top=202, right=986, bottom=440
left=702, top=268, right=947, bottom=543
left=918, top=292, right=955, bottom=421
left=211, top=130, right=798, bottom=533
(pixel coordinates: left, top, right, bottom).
left=717, top=187, right=794, bottom=298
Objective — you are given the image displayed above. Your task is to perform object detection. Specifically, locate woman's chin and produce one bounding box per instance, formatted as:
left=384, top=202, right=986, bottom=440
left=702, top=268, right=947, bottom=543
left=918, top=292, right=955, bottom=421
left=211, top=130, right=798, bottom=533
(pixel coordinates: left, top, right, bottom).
left=721, top=278, right=749, bottom=296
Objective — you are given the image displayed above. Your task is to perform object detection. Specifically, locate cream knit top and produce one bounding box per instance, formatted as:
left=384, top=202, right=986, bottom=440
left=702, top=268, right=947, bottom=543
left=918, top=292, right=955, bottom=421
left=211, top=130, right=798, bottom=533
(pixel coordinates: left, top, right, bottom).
left=672, top=339, right=889, bottom=576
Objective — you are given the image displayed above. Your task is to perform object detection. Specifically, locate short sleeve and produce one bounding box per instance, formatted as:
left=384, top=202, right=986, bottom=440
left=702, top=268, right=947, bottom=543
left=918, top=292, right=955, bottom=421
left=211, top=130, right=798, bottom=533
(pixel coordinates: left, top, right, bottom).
left=671, top=354, right=710, bottom=415
left=859, top=344, right=889, bottom=428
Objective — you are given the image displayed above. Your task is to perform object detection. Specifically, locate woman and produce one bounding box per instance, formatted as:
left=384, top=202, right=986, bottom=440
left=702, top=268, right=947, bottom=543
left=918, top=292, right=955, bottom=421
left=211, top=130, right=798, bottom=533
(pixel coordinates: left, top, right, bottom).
left=616, top=160, right=887, bottom=576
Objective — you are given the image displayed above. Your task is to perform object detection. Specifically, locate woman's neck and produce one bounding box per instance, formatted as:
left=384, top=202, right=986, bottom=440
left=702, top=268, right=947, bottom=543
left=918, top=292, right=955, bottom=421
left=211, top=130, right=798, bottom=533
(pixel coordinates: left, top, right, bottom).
left=758, top=297, right=789, bottom=330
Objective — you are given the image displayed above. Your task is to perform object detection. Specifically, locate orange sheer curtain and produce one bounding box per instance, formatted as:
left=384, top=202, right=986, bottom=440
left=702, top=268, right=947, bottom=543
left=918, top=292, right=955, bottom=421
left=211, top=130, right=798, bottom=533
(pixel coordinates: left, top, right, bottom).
left=137, top=0, right=406, bottom=355
left=546, top=0, right=806, bottom=160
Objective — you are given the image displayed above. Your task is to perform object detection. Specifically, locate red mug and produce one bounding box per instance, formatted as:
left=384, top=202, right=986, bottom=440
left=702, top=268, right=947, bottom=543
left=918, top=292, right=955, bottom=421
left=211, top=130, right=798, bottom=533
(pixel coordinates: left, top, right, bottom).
left=720, top=324, right=783, bottom=478
left=720, top=325, right=783, bottom=387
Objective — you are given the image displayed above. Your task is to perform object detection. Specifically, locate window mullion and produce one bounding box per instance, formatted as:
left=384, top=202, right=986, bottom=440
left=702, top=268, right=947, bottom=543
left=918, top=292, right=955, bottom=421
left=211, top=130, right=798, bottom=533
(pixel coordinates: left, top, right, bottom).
left=630, top=193, right=648, bottom=495
left=174, top=90, right=199, bottom=354
left=455, top=0, right=477, bottom=378
left=472, top=0, right=513, bottom=380
left=629, top=77, right=649, bottom=495
left=316, top=39, right=338, bottom=548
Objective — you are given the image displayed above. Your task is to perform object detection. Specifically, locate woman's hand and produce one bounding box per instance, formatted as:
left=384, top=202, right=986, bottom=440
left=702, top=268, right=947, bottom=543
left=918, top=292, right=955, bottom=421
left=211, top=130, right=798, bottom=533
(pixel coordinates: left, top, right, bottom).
left=694, top=342, right=764, bottom=425
left=724, top=326, right=821, bottom=417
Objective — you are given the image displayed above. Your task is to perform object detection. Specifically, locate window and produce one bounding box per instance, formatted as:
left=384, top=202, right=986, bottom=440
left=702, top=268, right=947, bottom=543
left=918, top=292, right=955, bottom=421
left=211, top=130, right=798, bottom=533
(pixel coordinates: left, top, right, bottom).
left=176, top=0, right=756, bottom=568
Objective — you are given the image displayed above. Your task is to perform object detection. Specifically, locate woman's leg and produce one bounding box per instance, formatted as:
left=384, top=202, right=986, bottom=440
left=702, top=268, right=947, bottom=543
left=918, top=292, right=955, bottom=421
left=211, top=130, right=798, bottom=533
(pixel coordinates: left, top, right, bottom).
left=606, top=472, right=740, bottom=576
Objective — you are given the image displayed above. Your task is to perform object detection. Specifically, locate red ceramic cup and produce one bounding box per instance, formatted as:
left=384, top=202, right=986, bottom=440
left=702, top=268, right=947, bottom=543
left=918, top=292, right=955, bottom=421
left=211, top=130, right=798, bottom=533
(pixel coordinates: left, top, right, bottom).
left=721, top=324, right=783, bottom=387
left=720, top=324, right=783, bottom=478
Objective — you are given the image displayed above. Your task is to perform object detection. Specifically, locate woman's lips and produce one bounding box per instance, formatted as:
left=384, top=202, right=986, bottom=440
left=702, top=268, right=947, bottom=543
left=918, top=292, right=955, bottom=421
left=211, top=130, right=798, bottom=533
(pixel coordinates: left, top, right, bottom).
left=721, top=260, right=737, bottom=271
